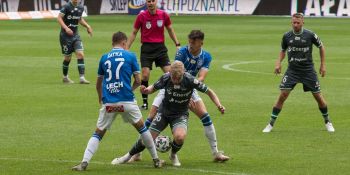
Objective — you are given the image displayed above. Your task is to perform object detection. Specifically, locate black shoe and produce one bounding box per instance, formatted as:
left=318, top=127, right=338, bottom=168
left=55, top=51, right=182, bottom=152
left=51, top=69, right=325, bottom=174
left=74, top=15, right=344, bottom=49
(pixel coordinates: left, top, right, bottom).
left=153, top=158, right=165, bottom=168
left=140, top=103, right=148, bottom=110
left=72, top=161, right=88, bottom=171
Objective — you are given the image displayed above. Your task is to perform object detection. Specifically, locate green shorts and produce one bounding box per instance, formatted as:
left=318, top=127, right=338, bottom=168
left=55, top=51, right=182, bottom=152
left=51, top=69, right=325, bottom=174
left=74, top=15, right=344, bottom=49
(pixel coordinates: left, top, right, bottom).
left=149, top=112, right=189, bottom=134
left=59, top=33, right=83, bottom=56
left=279, top=70, right=321, bottom=93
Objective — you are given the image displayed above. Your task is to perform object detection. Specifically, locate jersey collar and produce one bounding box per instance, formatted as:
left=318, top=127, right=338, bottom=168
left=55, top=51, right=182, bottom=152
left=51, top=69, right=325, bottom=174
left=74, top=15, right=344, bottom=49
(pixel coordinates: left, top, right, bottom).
left=293, top=27, right=304, bottom=35
left=112, top=47, right=124, bottom=50
left=187, top=46, right=203, bottom=59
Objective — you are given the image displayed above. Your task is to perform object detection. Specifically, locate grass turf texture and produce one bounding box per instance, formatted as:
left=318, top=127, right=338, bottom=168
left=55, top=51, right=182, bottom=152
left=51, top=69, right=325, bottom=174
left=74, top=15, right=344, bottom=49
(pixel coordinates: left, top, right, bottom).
left=0, top=15, right=349, bottom=175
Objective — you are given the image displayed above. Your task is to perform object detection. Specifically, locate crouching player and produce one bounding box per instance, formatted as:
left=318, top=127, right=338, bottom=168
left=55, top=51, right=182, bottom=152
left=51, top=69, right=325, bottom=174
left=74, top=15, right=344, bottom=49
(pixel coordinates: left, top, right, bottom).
left=111, top=61, right=225, bottom=167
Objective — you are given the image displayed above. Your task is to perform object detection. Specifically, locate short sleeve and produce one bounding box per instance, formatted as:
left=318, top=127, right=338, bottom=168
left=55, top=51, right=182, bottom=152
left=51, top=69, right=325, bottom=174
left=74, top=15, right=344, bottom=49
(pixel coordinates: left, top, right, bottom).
left=281, top=34, right=288, bottom=51
left=164, top=12, right=171, bottom=27
left=153, top=74, right=167, bottom=90
left=134, top=14, right=142, bottom=29
left=311, top=32, right=323, bottom=48
left=131, top=53, right=140, bottom=74
left=60, top=5, right=67, bottom=15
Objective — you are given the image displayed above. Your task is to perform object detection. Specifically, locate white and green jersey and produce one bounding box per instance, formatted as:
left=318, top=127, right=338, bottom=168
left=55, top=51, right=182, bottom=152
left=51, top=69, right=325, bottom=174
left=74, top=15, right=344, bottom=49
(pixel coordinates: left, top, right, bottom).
left=59, top=1, right=84, bottom=34
left=281, top=28, right=323, bottom=72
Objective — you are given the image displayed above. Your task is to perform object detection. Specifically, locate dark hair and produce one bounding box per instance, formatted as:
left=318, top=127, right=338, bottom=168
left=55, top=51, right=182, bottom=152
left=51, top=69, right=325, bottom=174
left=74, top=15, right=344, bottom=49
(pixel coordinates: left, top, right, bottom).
left=112, top=31, right=127, bottom=45
left=292, top=13, right=304, bottom=19
left=188, top=30, right=204, bottom=40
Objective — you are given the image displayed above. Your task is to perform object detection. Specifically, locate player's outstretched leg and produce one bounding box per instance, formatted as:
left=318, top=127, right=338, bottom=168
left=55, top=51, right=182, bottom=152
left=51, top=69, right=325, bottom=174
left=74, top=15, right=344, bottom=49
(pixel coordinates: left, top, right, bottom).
left=72, top=131, right=104, bottom=171
left=200, top=113, right=230, bottom=162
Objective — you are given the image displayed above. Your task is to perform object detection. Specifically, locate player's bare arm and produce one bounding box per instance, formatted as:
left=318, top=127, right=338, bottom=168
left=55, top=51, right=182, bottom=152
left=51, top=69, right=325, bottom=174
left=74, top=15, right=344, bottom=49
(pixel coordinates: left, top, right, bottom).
left=96, top=76, right=103, bottom=105
left=205, top=88, right=225, bottom=114
left=166, top=25, right=180, bottom=49
left=275, top=51, right=286, bottom=75
left=197, top=69, right=208, bottom=82
left=140, top=85, right=155, bottom=94
left=127, top=28, right=139, bottom=50
left=319, top=46, right=326, bottom=77
left=57, top=14, right=73, bottom=36
left=79, top=18, right=93, bottom=37
left=132, top=73, right=141, bottom=91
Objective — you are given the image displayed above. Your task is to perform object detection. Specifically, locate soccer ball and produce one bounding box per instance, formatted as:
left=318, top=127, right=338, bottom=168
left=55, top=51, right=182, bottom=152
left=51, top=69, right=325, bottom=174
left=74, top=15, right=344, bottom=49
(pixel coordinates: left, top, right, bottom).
left=155, top=135, right=171, bottom=153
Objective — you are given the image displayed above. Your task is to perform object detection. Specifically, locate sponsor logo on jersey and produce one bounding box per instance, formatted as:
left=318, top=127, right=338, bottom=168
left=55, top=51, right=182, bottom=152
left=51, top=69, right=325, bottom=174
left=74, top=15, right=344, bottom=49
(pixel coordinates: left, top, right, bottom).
left=67, top=15, right=81, bottom=20
left=106, top=82, right=124, bottom=93
left=197, top=59, right=203, bottom=68
left=146, top=21, right=151, bottom=29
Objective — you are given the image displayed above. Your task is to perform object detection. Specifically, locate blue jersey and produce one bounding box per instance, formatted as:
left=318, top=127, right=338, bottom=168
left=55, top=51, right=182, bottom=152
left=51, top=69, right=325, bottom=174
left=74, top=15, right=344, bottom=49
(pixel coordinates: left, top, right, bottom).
left=98, top=48, right=140, bottom=104
left=175, top=46, right=212, bottom=77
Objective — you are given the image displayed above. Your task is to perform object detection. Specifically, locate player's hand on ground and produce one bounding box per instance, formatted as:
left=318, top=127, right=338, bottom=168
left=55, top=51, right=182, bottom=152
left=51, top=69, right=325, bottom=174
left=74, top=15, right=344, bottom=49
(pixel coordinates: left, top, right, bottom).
left=87, top=26, right=93, bottom=37
left=65, top=28, right=74, bottom=36
left=319, top=64, right=326, bottom=77
left=217, top=105, right=225, bottom=114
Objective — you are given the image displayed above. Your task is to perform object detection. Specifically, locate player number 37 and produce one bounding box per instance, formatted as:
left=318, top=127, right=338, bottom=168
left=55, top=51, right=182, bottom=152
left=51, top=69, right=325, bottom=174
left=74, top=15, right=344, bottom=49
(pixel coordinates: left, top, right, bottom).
left=104, top=60, right=124, bottom=81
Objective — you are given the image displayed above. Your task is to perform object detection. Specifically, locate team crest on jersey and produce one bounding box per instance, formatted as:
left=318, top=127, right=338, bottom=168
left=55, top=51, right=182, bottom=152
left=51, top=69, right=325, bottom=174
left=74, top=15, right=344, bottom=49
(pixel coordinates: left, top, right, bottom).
left=157, top=20, right=163, bottom=27
left=197, top=59, right=203, bottom=68
left=146, top=21, right=151, bottom=29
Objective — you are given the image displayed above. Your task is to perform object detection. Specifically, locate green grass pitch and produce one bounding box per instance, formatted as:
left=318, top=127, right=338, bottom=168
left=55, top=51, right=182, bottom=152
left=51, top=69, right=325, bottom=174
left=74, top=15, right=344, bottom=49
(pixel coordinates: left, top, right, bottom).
left=0, top=15, right=349, bottom=175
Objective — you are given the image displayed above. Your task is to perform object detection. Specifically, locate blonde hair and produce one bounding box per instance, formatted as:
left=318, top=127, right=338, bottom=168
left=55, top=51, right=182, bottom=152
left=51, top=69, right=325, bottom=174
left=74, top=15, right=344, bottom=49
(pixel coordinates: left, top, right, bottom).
left=292, top=13, right=304, bottom=19
left=170, top=61, right=185, bottom=78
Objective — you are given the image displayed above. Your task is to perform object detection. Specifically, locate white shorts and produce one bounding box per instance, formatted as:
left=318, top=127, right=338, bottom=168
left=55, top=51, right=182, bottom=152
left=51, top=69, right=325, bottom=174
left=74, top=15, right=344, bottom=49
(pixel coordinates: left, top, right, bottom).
left=152, top=89, right=202, bottom=108
left=96, top=101, right=142, bottom=130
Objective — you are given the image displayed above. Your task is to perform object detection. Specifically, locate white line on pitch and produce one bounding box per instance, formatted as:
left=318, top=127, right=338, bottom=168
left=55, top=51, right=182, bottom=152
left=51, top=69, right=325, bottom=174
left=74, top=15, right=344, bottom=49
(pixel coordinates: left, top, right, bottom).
left=0, top=157, right=249, bottom=175
left=222, top=61, right=350, bottom=80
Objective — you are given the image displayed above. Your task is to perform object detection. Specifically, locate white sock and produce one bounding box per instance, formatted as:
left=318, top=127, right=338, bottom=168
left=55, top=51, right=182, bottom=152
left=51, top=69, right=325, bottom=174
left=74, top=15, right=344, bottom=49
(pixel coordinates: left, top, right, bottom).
left=204, top=124, right=218, bottom=154
left=82, top=137, right=100, bottom=163
left=140, top=130, right=158, bottom=159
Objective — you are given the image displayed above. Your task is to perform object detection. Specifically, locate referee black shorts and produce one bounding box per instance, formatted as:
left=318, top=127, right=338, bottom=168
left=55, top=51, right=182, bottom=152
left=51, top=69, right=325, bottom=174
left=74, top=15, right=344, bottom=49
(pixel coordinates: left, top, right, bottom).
left=140, top=43, right=170, bottom=70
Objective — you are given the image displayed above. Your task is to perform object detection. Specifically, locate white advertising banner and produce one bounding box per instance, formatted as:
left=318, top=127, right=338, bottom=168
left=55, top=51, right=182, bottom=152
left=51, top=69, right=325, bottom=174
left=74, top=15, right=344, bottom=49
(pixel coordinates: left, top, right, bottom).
left=100, top=0, right=128, bottom=14
left=160, top=0, right=261, bottom=15
left=0, top=0, right=20, bottom=12
left=291, top=0, right=350, bottom=17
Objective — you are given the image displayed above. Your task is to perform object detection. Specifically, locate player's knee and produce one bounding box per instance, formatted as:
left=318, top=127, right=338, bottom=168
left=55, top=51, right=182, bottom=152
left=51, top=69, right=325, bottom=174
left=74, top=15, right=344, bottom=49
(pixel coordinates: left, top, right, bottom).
left=76, top=52, right=84, bottom=59
left=173, top=132, right=186, bottom=144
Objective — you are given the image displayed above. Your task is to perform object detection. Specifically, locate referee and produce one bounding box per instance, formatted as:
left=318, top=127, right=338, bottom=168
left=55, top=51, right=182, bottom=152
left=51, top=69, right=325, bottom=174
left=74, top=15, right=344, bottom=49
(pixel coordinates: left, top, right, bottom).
left=127, top=0, right=180, bottom=110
